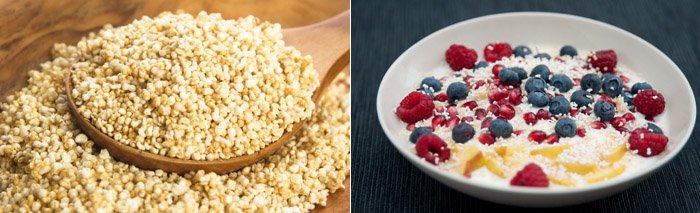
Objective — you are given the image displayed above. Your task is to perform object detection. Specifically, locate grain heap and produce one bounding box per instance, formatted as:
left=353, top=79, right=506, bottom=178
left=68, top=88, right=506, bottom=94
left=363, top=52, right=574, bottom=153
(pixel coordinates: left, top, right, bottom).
left=70, top=12, right=319, bottom=160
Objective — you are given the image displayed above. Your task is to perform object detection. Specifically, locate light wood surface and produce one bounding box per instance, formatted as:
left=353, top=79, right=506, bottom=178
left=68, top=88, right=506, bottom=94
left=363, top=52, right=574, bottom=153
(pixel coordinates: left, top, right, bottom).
left=0, top=0, right=350, bottom=211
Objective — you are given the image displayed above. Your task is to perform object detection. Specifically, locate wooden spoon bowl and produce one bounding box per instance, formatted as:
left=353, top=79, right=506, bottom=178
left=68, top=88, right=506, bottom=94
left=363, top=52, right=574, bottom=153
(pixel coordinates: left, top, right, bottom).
left=64, top=11, right=349, bottom=174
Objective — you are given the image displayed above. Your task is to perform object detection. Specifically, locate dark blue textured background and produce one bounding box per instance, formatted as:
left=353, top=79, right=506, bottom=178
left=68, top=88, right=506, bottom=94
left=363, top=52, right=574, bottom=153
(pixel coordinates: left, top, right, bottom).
left=350, top=0, right=700, bottom=212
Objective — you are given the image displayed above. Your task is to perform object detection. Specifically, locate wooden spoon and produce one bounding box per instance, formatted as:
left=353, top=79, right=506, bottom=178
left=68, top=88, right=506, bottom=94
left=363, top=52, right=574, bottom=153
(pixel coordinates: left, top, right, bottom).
left=64, top=11, right=349, bottom=174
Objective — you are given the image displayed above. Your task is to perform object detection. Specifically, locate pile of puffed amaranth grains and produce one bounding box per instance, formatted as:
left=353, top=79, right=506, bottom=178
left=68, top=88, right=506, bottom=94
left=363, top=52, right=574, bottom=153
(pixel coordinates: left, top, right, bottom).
left=0, top=17, right=349, bottom=213
left=70, top=12, right=319, bottom=160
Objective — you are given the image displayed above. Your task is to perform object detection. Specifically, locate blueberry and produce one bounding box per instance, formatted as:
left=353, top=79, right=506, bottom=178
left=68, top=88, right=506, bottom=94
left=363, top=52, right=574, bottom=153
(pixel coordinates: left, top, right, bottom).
left=489, top=118, right=513, bottom=138
left=474, top=61, right=489, bottom=70
left=594, top=100, right=615, bottom=121
left=410, top=127, right=432, bottom=143
left=631, top=82, right=652, bottom=94
left=549, top=74, right=574, bottom=93
left=420, top=77, right=443, bottom=92
left=417, top=87, right=434, bottom=98
left=498, top=68, right=521, bottom=85
left=524, top=77, right=548, bottom=93
left=570, top=90, right=594, bottom=108
left=646, top=123, right=664, bottom=134
left=601, top=73, right=616, bottom=82
left=534, top=53, right=551, bottom=60
left=452, top=123, right=476, bottom=143
left=527, top=91, right=550, bottom=107
left=529, top=65, right=551, bottom=82
left=559, top=45, right=578, bottom=57
left=602, top=75, right=623, bottom=97
left=555, top=118, right=577, bottom=137
left=622, top=91, right=634, bottom=105
left=512, top=67, right=528, bottom=80
left=549, top=96, right=571, bottom=115
left=580, top=73, right=602, bottom=94
left=446, top=82, right=469, bottom=102
left=513, top=45, right=532, bottom=58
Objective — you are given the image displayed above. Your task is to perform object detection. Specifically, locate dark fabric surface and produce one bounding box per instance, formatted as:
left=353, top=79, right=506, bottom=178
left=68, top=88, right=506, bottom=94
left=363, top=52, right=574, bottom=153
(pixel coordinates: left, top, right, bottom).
left=350, top=0, right=700, bottom=212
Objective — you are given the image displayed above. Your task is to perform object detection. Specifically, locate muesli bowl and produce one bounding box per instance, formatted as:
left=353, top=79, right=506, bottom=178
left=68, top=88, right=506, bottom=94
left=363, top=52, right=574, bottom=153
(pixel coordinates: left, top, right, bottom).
left=376, top=12, right=696, bottom=207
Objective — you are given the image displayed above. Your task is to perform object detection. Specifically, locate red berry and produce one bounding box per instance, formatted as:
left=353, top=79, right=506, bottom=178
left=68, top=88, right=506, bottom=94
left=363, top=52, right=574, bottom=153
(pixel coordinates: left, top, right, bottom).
left=528, top=130, right=547, bottom=143
left=447, top=106, right=458, bottom=118
left=492, top=64, right=504, bottom=76
left=610, top=117, right=627, bottom=130
left=415, top=134, right=451, bottom=164
left=396, top=92, right=436, bottom=123
left=510, top=163, right=549, bottom=187
left=591, top=121, right=607, bottom=129
left=623, top=112, right=636, bottom=122
left=478, top=132, right=496, bottom=145
left=588, top=50, right=618, bottom=73
left=497, top=104, right=516, bottom=120
left=446, top=44, right=478, bottom=71
left=508, top=88, right=522, bottom=105
left=488, top=88, right=508, bottom=103
left=434, top=93, right=448, bottom=102
left=514, top=130, right=523, bottom=136
left=536, top=109, right=552, bottom=120
left=474, top=108, right=487, bottom=120
left=628, top=128, right=668, bottom=157
left=406, top=123, right=416, bottom=131
left=487, top=104, right=500, bottom=115
left=462, top=101, right=478, bottom=110
left=435, top=106, right=445, bottom=113
left=432, top=115, right=447, bottom=128
left=445, top=117, right=460, bottom=128
left=484, top=42, right=513, bottom=63
left=523, top=112, right=538, bottom=125
left=461, top=116, right=474, bottom=123
left=569, top=109, right=579, bottom=117
left=481, top=117, right=494, bottom=129
left=633, top=90, right=666, bottom=119
left=576, top=128, right=586, bottom=137
left=545, top=133, right=560, bottom=144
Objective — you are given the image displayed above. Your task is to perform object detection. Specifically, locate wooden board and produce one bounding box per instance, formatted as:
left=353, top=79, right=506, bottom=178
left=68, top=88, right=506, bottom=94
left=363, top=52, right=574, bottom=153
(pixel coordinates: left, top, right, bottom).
left=0, top=0, right=350, bottom=211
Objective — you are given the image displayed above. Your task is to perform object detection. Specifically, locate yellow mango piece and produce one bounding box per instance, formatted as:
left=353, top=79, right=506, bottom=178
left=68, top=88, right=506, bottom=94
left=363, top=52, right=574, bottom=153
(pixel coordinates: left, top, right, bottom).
left=561, top=162, right=596, bottom=175
left=484, top=153, right=506, bottom=178
left=530, top=144, right=572, bottom=159
left=585, top=165, right=626, bottom=183
left=454, top=145, right=484, bottom=175
left=503, top=144, right=528, bottom=158
left=494, top=146, right=507, bottom=157
left=603, top=144, right=627, bottom=164
left=549, top=176, right=577, bottom=187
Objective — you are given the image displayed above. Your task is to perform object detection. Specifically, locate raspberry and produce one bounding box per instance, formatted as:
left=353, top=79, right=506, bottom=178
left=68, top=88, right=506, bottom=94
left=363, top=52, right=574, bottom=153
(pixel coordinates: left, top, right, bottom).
left=523, top=112, right=537, bottom=125
left=462, top=101, right=478, bottom=110
left=528, top=130, right=547, bottom=143
left=492, top=64, right=504, bottom=76
left=628, top=128, right=668, bottom=157
left=484, top=42, right=513, bottom=62
left=434, top=93, right=448, bottom=102
left=445, top=44, right=478, bottom=71
left=591, top=121, right=607, bottom=129
left=587, top=50, right=618, bottom=73
left=415, top=134, right=451, bottom=164
left=497, top=104, right=516, bottom=120
left=478, top=132, right=496, bottom=145
left=396, top=92, right=436, bottom=123
left=474, top=108, right=487, bottom=120
left=510, top=163, right=549, bottom=187
left=633, top=90, right=666, bottom=119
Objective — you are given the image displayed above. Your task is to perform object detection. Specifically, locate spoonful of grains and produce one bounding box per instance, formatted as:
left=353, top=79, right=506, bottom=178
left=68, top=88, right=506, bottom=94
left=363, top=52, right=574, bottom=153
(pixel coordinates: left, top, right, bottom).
left=64, top=11, right=349, bottom=174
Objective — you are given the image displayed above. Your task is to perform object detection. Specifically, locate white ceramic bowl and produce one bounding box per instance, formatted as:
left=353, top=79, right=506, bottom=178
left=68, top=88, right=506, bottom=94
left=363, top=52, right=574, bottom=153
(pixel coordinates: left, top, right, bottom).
left=376, top=12, right=696, bottom=207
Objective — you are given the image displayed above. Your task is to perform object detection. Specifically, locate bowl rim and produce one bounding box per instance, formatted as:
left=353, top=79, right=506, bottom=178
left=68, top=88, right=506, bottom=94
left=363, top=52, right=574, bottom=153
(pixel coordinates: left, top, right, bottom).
left=376, top=11, right=697, bottom=194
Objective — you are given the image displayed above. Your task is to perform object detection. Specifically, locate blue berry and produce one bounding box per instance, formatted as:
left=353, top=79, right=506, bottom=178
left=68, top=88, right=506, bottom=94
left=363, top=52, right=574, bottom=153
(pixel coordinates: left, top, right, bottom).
left=474, top=61, right=489, bottom=70
left=529, top=65, right=551, bottom=82
left=489, top=118, right=513, bottom=138
left=594, top=100, right=615, bottom=121
left=570, top=90, right=594, bottom=108
left=602, top=75, right=623, bottom=97
left=549, top=74, right=574, bottom=93
left=513, top=45, right=532, bottom=58
left=498, top=68, right=521, bottom=85
left=417, top=87, right=434, bottom=98
left=410, top=127, right=432, bottom=143
left=631, top=82, right=652, bottom=94
left=559, top=45, right=578, bottom=57
left=646, top=123, right=663, bottom=134
left=622, top=91, right=634, bottom=105
left=549, top=96, right=571, bottom=115
left=527, top=91, right=550, bottom=107
left=420, top=77, right=442, bottom=92
left=452, top=123, right=476, bottom=143
left=601, top=73, right=616, bottom=82
left=446, top=82, right=469, bottom=102
left=580, top=73, right=602, bottom=94
left=512, top=67, right=528, bottom=80
left=524, top=77, right=547, bottom=93
left=555, top=118, right=577, bottom=137
left=534, top=53, right=551, bottom=60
